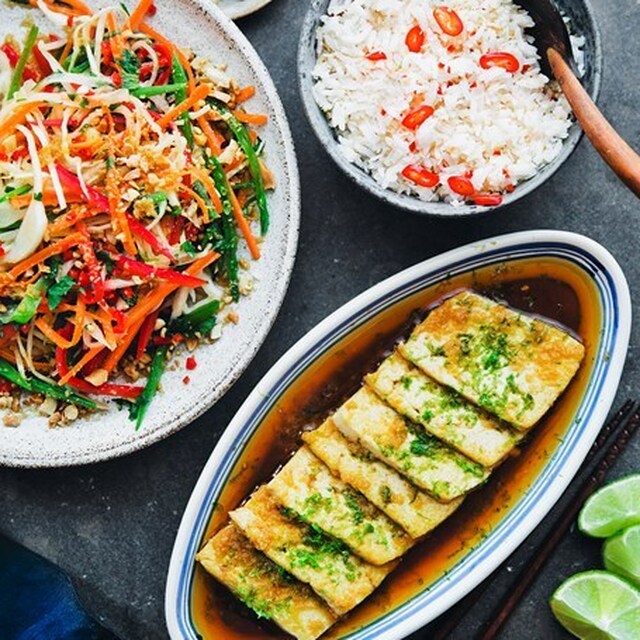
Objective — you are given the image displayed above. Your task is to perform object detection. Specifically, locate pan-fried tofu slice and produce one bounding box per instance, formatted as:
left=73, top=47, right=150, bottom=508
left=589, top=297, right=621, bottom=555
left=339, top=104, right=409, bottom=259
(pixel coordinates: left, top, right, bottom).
left=365, top=352, right=519, bottom=467
left=197, top=525, right=336, bottom=640
left=229, top=486, right=395, bottom=615
left=332, top=387, right=489, bottom=502
left=399, top=291, right=585, bottom=430
left=303, top=418, right=463, bottom=539
left=268, top=446, right=413, bottom=564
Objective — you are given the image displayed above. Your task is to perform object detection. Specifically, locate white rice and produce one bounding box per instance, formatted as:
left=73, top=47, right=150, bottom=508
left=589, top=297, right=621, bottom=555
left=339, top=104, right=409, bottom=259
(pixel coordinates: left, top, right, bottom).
left=312, top=0, right=577, bottom=205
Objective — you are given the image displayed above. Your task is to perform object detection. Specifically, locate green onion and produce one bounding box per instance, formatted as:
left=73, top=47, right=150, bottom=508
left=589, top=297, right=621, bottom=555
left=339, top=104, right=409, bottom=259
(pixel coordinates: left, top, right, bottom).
left=133, top=346, right=167, bottom=430
left=210, top=100, right=269, bottom=234
left=207, top=154, right=240, bottom=301
left=170, top=299, right=220, bottom=336
left=132, top=83, right=187, bottom=98
left=7, top=25, right=39, bottom=100
left=0, top=358, right=97, bottom=410
left=0, top=221, right=21, bottom=233
left=171, top=54, right=193, bottom=148
left=0, top=184, right=32, bottom=204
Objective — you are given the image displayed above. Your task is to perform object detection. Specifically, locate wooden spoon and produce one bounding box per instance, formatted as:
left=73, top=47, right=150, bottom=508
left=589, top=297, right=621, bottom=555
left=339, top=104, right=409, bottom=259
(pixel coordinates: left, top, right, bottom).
left=516, top=0, right=640, bottom=197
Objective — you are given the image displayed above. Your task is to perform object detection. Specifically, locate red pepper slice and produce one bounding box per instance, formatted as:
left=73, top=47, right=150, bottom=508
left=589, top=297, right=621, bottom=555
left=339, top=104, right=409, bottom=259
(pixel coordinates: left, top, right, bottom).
left=401, top=164, right=439, bottom=188
left=405, top=25, right=426, bottom=53
left=136, top=310, right=159, bottom=359
left=447, top=176, right=475, bottom=197
left=32, top=41, right=52, bottom=77
left=55, top=164, right=109, bottom=212
left=401, top=105, right=434, bottom=130
left=479, top=52, right=520, bottom=73
left=0, top=42, right=20, bottom=67
left=366, top=51, right=387, bottom=61
left=116, top=255, right=206, bottom=288
left=473, top=193, right=503, bottom=207
left=433, top=7, right=464, bottom=36
left=185, top=356, right=197, bottom=370
left=55, top=328, right=143, bottom=399
left=125, top=215, right=175, bottom=260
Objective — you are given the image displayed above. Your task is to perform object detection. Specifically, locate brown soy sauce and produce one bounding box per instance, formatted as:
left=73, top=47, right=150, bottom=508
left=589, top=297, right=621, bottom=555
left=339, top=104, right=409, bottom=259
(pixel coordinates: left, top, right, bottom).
left=191, top=258, right=601, bottom=640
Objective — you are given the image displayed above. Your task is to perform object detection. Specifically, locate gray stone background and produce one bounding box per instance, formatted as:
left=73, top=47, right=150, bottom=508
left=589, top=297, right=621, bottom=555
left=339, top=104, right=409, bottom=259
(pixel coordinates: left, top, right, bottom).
left=1, top=0, right=639, bottom=638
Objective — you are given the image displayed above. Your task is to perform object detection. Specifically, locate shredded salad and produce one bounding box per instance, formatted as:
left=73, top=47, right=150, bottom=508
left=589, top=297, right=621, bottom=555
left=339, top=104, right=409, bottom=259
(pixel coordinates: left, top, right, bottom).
left=0, top=0, right=273, bottom=428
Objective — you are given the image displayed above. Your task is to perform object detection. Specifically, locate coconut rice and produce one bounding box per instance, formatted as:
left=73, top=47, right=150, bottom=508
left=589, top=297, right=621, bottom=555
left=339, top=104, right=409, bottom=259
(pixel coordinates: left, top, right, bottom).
left=312, top=0, right=578, bottom=206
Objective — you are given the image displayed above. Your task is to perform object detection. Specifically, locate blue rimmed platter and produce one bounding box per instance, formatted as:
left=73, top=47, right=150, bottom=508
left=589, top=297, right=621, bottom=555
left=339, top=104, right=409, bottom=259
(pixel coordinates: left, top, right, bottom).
left=165, top=230, right=630, bottom=640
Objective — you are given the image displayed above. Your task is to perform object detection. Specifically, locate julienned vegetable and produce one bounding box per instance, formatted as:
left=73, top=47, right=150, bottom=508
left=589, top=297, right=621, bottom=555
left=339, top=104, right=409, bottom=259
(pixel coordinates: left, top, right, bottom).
left=0, top=0, right=274, bottom=425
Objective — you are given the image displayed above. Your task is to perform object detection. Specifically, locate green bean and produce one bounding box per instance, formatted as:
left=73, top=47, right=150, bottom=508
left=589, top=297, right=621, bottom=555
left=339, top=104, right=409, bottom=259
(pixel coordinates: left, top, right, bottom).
left=132, top=83, right=187, bottom=98
left=0, top=359, right=97, bottom=410
left=134, top=346, right=167, bottom=430
left=7, top=25, right=39, bottom=100
left=210, top=101, right=269, bottom=234
left=171, top=54, right=194, bottom=148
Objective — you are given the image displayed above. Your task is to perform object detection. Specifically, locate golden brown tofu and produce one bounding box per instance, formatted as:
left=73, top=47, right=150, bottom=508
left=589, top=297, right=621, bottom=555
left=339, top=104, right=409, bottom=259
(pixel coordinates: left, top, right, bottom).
left=365, top=352, right=519, bottom=467
left=332, top=386, right=489, bottom=502
left=268, top=446, right=414, bottom=564
left=303, top=418, right=463, bottom=538
left=229, top=486, right=395, bottom=615
left=399, top=291, right=585, bottom=429
left=196, top=525, right=336, bottom=640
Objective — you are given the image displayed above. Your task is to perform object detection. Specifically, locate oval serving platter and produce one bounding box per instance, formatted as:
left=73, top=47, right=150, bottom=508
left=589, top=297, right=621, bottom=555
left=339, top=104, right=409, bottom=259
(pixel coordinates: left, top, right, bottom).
left=0, top=0, right=299, bottom=467
left=166, top=230, right=630, bottom=640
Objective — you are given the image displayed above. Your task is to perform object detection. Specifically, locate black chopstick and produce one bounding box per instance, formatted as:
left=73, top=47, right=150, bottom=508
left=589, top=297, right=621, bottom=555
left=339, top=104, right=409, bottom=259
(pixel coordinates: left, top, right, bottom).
left=431, top=399, right=636, bottom=640
left=480, top=401, right=640, bottom=640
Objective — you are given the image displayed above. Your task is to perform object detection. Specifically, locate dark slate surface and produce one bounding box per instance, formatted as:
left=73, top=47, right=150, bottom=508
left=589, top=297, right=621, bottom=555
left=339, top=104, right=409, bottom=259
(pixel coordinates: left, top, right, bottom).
left=1, top=0, right=639, bottom=638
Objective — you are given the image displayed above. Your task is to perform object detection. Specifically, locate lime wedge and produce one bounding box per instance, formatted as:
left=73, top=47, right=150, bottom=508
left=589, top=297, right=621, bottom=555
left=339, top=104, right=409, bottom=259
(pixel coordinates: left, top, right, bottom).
left=550, top=571, right=640, bottom=639
left=578, top=475, right=640, bottom=538
left=604, top=524, right=640, bottom=588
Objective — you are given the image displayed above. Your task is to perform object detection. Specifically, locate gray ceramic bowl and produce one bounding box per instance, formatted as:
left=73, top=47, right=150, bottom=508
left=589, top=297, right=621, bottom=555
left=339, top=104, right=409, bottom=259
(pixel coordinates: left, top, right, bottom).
left=298, top=0, right=602, bottom=217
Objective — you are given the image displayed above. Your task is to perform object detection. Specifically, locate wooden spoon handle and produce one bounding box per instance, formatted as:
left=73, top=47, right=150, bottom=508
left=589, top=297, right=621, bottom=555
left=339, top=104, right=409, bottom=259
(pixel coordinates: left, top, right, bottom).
left=547, top=47, right=640, bottom=198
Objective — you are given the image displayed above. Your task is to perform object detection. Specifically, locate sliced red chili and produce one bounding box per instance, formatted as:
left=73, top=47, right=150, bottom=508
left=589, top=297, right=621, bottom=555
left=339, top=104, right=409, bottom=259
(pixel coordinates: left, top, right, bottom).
left=473, top=193, right=503, bottom=206
left=405, top=25, right=426, bottom=53
left=480, top=52, right=520, bottom=73
left=0, top=42, right=20, bottom=67
left=401, top=164, right=439, bottom=188
left=433, top=6, right=464, bottom=36
left=136, top=310, right=159, bottom=359
left=401, top=105, right=434, bottom=130
left=447, top=176, right=475, bottom=197
left=185, top=356, right=197, bottom=371
left=116, top=255, right=206, bottom=288
left=78, top=235, right=105, bottom=304
left=366, top=51, right=387, bottom=61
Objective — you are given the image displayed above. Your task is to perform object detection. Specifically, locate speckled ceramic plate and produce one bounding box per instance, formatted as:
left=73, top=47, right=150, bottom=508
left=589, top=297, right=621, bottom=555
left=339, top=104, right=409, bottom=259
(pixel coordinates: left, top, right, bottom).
left=166, top=230, right=630, bottom=639
left=0, top=0, right=300, bottom=468
left=216, top=0, right=275, bottom=20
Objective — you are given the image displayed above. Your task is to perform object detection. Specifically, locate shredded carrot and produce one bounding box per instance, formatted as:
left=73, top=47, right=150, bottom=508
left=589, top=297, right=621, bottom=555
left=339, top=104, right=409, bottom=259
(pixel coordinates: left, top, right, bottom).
left=190, top=166, right=222, bottom=215
left=179, top=185, right=211, bottom=221
left=36, top=299, right=85, bottom=349
left=156, top=84, right=210, bottom=130
left=197, top=115, right=224, bottom=157
left=58, top=0, right=92, bottom=15
left=9, top=233, right=84, bottom=279
left=139, top=22, right=195, bottom=92
left=0, top=101, right=45, bottom=136
left=128, top=0, right=155, bottom=30
left=102, top=315, right=145, bottom=373
left=232, top=111, right=268, bottom=127
left=48, top=206, right=94, bottom=237
left=228, top=184, right=260, bottom=260
left=59, top=35, right=74, bottom=65
left=235, top=85, right=256, bottom=104
left=106, top=12, right=124, bottom=59
left=59, top=346, right=103, bottom=385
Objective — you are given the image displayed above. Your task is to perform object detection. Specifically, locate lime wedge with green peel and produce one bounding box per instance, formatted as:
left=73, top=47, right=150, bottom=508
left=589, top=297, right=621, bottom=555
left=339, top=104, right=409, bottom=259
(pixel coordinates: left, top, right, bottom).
left=604, top=524, right=640, bottom=588
left=550, top=571, right=640, bottom=639
left=578, top=475, right=640, bottom=538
